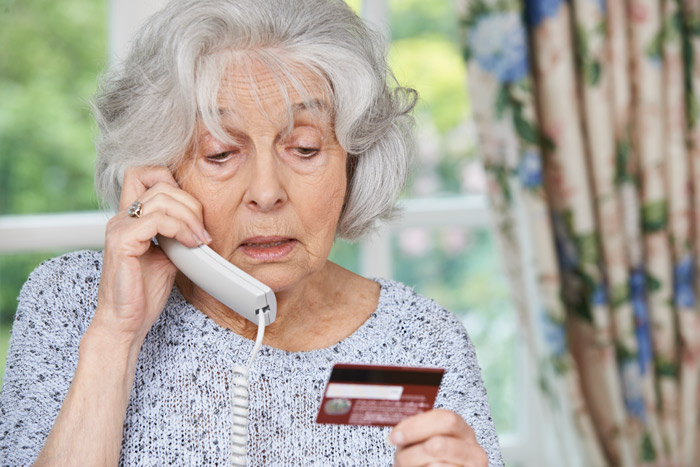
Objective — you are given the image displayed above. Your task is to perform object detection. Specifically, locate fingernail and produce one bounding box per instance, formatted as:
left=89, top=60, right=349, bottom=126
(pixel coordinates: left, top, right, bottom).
left=193, top=233, right=203, bottom=246
left=388, top=430, right=403, bottom=446
left=203, top=229, right=213, bottom=243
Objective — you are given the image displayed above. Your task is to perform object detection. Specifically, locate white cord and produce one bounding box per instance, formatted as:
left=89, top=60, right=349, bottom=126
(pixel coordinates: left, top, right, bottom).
left=230, top=310, right=267, bottom=467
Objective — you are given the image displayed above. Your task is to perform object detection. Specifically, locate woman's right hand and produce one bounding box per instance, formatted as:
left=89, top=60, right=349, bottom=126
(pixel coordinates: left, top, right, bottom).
left=34, top=165, right=210, bottom=466
left=91, top=165, right=210, bottom=346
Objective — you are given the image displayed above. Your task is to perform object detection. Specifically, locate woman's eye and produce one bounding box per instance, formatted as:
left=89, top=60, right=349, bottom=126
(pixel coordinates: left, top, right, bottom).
left=205, top=151, right=235, bottom=163
left=293, top=147, right=319, bottom=158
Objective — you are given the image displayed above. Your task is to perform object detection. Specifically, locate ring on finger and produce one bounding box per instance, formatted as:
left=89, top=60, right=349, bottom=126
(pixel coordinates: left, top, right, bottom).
left=127, top=201, right=144, bottom=218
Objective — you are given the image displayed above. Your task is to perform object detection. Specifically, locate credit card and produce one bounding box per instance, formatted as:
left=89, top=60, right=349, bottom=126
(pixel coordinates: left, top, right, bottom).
left=315, top=363, right=444, bottom=427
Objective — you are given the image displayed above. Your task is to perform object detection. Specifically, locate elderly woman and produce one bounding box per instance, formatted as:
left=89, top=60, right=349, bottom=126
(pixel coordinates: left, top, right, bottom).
left=0, top=0, right=503, bottom=465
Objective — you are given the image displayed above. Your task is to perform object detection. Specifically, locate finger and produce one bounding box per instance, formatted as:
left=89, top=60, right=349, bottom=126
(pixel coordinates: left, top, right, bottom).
left=394, top=435, right=466, bottom=467
left=135, top=190, right=209, bottom=244
left=138, top=181, right=205, bottom=224
left=390, top=410, right=472, bottom=448
left=108, top=211, right=202, bottom=255
left=137, top=212, right=202, bottom=249
left=119, top=166, right=179, bottom=210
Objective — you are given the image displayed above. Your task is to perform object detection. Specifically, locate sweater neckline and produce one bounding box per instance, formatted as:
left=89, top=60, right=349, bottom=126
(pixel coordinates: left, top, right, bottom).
left=166, top=277, right=398, bottom=361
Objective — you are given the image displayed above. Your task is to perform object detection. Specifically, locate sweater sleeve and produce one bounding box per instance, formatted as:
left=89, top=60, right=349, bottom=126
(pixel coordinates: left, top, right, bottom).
left=434, top=317, right=505, bottom=467
left=0, top=252, right=99, bottom=466
left=399, top=290, right=505, bottom=467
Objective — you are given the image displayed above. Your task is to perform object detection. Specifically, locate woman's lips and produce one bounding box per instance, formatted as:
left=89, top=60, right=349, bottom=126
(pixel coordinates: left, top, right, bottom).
left=238, top=236, right=297, bottom=261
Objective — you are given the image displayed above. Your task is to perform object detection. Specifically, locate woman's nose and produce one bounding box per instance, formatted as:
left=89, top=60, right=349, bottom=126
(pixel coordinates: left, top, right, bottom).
left=242, top=149, right=288, bottom=212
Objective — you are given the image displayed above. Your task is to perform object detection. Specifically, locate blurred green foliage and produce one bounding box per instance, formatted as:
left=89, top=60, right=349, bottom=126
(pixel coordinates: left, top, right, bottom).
left=0, top=0, right=106, bottom=214
left=390, top=0, right=459, bottom=42
left=388, top=0, right=476, bottom=199
left=0, top=327, right=8, bottom=380
left=0, top=0, right=107, bottom=327
left=390, top=37, right=469, bottom=133
left=389, top=0, right=467, bottom=133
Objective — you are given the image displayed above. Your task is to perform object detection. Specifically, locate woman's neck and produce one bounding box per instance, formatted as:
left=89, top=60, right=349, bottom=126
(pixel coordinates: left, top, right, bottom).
left=175, top=261, right=380, bottom=351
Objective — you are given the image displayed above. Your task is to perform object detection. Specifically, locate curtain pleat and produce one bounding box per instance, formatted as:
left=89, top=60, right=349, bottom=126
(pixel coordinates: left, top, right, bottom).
left=682, top=0, right=700, bottom=461
left=607, top=1, right=664, bottom=464
left=459, top=0, right=606, bottom=464
left=571, top=0, right=639, bottom=463
left=627, top=1, right=679, bottom=463
left=459, top=0, right=700, bottom=464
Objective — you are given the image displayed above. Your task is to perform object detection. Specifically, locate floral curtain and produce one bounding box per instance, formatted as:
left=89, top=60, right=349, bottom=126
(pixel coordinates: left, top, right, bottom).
left=458, top=0, right=700, bottom=465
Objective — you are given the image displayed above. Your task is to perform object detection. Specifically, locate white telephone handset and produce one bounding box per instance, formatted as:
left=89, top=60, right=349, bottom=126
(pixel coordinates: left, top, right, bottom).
left=156, top=234, right=276, bottom=325
left=156, top=234, right=276, bottom=466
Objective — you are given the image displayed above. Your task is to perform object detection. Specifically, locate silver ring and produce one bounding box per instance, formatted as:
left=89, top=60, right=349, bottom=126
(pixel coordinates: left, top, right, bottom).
left=127, top=201, right=143, bottom=218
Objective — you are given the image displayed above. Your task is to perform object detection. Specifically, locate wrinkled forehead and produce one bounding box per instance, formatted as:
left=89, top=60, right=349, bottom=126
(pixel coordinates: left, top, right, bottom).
left=202, top=53, right=335, bottom=136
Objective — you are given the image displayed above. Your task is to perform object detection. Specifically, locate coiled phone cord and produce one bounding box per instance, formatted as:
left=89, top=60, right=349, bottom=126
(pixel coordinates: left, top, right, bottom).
left=230, top=310, right=267, bottom=466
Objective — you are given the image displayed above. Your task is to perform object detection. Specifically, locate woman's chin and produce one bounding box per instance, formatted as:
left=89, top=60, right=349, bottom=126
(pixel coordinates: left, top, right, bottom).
left=247, top=266, right=303, bottom=293
left=247, top=263, right=326, bottom=296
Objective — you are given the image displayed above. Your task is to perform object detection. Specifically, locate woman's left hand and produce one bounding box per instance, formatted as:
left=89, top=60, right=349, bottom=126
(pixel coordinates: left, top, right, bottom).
left=389, top=409, right=489, bottom=467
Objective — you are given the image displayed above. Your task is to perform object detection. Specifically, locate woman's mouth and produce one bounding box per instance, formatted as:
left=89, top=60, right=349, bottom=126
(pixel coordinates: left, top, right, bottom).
left=238, top=236, right=297, bottom=261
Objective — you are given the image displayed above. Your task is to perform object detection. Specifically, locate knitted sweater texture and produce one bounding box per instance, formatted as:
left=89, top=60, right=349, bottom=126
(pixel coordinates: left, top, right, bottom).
left=0, top=250, right=503, bottom=466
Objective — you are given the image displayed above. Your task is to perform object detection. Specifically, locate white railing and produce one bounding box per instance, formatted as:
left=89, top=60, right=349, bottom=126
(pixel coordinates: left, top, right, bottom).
left=0, top=196, right=490, bottom=254
left=0, top=211, right=111, bottom=253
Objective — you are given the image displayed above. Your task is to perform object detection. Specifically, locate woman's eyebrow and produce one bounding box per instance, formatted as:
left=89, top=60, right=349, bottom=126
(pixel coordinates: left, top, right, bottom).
left=291, top=99, right=331, bottom=116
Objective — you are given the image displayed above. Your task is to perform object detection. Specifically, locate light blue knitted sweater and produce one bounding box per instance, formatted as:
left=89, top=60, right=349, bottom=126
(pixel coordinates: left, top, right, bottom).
left=0, top=250, right=503, bottom=466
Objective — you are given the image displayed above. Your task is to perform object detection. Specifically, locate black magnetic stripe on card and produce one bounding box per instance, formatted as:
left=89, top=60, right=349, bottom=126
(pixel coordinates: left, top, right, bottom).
left=329, top=367, right=444, bottom=386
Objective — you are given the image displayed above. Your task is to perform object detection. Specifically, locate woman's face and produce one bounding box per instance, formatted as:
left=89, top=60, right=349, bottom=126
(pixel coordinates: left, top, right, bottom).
left=178, top=64, right=347, bottom=295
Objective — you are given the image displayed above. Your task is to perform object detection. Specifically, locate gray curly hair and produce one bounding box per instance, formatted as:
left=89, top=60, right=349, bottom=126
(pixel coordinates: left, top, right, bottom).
left=93, top=0, right=416, bottom=240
